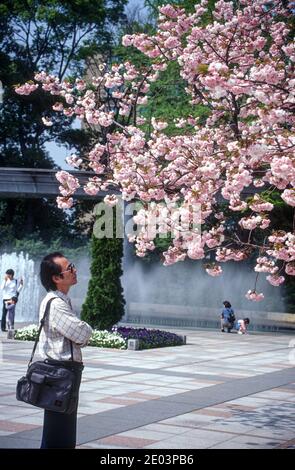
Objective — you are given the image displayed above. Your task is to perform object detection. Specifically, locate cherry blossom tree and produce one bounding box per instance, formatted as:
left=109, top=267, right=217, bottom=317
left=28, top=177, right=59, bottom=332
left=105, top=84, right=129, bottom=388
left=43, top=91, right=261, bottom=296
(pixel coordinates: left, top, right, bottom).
left=15, top=0, right=295, bottom=300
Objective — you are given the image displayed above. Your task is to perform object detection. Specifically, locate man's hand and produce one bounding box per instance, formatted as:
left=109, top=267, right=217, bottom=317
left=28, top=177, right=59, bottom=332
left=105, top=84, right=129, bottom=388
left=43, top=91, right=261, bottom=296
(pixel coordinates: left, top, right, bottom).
left=4, top=275, right=8, bottom=281
left=20, top=278, right=24, bottom=285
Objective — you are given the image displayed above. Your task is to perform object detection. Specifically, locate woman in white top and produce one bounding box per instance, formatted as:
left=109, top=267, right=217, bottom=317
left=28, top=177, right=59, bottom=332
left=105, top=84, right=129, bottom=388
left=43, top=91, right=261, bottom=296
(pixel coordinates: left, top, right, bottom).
left=1, top=269, right=23, bottom=331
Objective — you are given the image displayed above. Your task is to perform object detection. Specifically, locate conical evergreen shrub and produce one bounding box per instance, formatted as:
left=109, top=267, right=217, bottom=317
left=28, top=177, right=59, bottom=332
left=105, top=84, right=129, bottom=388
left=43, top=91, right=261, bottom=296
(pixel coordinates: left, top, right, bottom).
left=81, top=208, right=125, bottom=329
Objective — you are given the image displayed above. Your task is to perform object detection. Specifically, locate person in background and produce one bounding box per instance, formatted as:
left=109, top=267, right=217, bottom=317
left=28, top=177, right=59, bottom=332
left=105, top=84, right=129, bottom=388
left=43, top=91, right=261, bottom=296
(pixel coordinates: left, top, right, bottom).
left=39, top=252, right=92, bottom=449
left=236, top=318, right=250, bottom=334
left=1, top=269, right=23, bottom=332
left=220, top=300, right=236, bottom=333
left=5, top=296, right=18, bottom=330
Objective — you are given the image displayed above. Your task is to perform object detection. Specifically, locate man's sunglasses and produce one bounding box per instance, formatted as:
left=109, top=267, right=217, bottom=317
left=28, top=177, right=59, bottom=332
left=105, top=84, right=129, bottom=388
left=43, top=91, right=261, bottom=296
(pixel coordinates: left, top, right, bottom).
left=59, top=263, right=76, bottom=275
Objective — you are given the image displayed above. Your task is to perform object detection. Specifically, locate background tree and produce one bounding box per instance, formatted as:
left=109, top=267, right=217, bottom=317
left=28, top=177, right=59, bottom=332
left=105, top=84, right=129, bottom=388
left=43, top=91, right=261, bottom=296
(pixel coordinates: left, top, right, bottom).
left=0, top=0, right=127, bottom=248
left=81, top=208, right=125, bottom=329
left=115, top=0, right=212, bottom=137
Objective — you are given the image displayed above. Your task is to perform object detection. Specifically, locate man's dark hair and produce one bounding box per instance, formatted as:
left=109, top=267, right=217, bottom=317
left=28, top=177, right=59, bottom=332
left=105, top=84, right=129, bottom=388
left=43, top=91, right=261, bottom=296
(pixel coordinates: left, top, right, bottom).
left=6, top=269, right=14, bottom=277
left=11, top=296, right=18, bottom=303
left=40, top=252, right=64, bottom=292
left=244, top=318, right=250, bottom=324
left=223, top=300, right=231, bottom=308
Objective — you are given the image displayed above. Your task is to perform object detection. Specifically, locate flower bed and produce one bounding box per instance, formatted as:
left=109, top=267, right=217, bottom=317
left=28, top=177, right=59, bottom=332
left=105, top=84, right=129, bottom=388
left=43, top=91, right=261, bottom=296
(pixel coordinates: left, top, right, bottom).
left=88, top=330, right=126, bottom=349
left=14, top=324, right=184, bottom=350
left=114, top=326, right=184, bottom=350
left=14, top=324, right=39, bottom=341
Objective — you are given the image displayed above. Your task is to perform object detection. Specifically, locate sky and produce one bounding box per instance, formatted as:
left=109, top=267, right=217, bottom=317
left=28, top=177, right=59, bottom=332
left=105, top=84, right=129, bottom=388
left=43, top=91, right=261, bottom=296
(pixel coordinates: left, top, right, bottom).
left=47, top=0, right=148, bottom=170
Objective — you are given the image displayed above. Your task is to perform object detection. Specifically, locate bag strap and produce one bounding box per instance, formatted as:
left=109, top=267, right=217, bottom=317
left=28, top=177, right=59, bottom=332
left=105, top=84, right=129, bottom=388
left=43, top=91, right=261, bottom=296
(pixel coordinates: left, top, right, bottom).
left=28, top=296, right=74, bottom=366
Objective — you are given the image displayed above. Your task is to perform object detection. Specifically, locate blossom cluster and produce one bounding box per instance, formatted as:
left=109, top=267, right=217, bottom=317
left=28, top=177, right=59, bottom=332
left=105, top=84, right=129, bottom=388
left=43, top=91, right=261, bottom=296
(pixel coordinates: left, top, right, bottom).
left=15, top=0, right=295, bottom=300
left=55, top=170, right=80, bottom=209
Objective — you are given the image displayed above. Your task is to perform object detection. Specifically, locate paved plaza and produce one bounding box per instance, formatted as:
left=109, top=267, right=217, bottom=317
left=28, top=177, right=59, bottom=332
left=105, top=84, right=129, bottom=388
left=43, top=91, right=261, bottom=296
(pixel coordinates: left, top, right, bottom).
left=0, top=326, right=294, bottom=449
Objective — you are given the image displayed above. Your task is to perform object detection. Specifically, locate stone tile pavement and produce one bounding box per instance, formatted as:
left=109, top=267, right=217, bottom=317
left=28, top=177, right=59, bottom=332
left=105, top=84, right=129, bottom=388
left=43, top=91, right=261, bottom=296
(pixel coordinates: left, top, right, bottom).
left=0, top=327, right=294, bottom=449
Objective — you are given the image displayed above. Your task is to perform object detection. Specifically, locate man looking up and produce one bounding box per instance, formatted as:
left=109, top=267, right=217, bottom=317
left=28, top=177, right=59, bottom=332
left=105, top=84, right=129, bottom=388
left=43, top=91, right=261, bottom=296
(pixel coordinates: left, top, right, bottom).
left=39, top=252, right=92, bottom=448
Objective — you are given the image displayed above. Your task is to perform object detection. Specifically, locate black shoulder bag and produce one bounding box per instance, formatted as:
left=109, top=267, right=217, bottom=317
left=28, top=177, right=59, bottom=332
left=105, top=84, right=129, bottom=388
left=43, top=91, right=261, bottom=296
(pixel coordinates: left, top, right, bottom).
left=16, top=297, right=84, bottom=414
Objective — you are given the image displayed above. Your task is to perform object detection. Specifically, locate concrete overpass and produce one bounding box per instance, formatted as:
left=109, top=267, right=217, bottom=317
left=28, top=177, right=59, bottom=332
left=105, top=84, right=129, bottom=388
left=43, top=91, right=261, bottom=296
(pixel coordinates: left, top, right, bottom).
left=0, top=167, right=112, bottom=199
left=0, top=167, right=259, bottom=201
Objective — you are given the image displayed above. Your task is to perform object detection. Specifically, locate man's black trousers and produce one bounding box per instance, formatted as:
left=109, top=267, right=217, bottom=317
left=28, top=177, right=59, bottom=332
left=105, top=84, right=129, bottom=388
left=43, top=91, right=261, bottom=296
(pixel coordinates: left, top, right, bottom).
left=1, top=300, right=7, bottom=331
left=40, top=366, right=82, bottom=448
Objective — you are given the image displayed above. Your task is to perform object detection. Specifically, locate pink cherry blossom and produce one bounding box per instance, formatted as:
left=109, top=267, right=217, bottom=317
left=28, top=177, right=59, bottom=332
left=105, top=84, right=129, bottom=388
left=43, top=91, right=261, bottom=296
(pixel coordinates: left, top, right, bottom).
left=104, top=195, right=119, bottom=207
left=66, top=155, right=82, bottom=168
left=52, top=102, right=64, bottom=112
left=268, top=231, right=288, bottom=244
left=151, top=117, right=168, bottom=131
left=249, top=195, right=274, bottom=212
left=56, top=171, right=80, bottom=196
left=14, top=83, right=38, bottom=95
left=14, top=0, right=295, bottom=298
left=271, top=157, right=295, bottom=181
left=245, top=290, right=264, bottom=302
left=216, top=248, right=247, bottom=262
left=266, top=275, right=285, bottom=286
left=41, top=117, right=53, bottom=127
left=159, top=4, right=180, bottom=19
left=187, top=244, right=205, bottom=260
left=254, top=257, right=278, bottom=274
left=84, top=177, right=101, bottom=196
left=281, top=189, right=295, bottom=207
left=56, top=196, right=74, bottom=209
left=239, top=215, right=270, bottom=231
left=205, top=265, right=223, bottom=277
left=163, top=246, right=186, bottom=266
